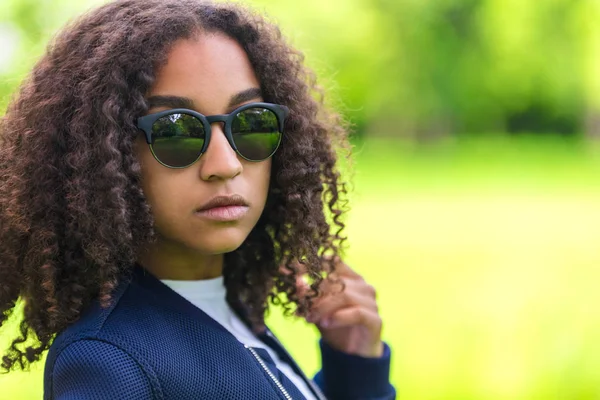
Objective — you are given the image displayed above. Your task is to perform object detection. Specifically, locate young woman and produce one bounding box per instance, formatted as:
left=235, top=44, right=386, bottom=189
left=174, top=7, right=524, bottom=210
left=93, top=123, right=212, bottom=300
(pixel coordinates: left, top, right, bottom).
left=0, top=1, right=395, bottom=399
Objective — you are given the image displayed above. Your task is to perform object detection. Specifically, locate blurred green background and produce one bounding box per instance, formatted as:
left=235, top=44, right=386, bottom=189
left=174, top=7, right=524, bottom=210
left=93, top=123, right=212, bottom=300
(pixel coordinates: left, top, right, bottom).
left=2, top=0, right=600, bottom=399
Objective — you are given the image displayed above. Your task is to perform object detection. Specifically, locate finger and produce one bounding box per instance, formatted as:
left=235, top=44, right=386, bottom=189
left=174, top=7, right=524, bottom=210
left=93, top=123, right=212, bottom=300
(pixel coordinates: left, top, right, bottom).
left=278, top=258, right=308, bottom=277
left=279, top=256, right=360, bottom=285
left=310, top=293, right=378, bottom=324
left=314, top=276, right=377, bottom=305
left=279, top=260, right=314, bottom=291
left=294, top=274, right=311, bottom=298
left=320, top=306, right=383, bottom=333
left=314, top=260, right=360, bottom=297
left=308, top=279, right=378, bottom=323
left=279, top=258, right=337, bottom=294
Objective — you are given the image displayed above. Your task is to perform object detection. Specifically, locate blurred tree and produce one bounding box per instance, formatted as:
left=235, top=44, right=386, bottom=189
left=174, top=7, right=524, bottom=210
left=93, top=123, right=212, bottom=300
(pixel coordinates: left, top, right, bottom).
left=576, top=0, right=600, bottom=138
left=0, top=0, right=596, bottom=139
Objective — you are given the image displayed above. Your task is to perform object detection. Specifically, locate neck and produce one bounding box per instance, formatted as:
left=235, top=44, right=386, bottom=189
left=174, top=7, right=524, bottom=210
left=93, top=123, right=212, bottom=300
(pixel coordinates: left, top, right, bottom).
left=137, top=237, right=224, bottom=280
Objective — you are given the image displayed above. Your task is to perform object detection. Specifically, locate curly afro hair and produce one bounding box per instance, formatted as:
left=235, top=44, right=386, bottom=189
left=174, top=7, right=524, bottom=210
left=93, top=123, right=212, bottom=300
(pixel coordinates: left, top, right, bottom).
left=0, top=0, right=350, bottom=372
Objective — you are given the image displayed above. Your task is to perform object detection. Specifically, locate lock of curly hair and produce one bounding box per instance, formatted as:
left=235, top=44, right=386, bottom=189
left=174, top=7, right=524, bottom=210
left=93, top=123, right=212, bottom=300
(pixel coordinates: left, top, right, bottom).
left=0, top=0, right=351, bottom=372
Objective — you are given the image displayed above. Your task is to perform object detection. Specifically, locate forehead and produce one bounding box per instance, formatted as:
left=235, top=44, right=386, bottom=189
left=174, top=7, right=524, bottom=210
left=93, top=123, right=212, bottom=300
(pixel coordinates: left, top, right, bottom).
left=149, top=33, right=261, bottom=114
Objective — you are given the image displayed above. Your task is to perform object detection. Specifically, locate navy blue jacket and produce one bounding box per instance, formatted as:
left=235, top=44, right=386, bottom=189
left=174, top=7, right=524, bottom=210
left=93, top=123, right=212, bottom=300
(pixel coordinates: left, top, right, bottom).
left=44, top=267, right=396, bottom=399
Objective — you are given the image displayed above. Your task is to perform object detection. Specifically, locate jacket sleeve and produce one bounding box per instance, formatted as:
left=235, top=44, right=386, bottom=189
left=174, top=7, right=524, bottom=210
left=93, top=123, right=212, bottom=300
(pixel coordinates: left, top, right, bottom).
left=46, top=339, right=156, bottom=400
left=313, top=340, right=396, bottom=400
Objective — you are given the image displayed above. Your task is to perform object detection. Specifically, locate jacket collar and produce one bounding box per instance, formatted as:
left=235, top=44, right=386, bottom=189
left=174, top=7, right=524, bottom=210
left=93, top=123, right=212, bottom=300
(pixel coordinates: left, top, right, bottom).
left=130, top=263, right=326, bottom=400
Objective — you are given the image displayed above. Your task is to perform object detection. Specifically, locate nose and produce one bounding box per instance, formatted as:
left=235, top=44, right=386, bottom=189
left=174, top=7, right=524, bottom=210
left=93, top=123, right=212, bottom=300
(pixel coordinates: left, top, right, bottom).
left=198, top=123, right=243, bottom=181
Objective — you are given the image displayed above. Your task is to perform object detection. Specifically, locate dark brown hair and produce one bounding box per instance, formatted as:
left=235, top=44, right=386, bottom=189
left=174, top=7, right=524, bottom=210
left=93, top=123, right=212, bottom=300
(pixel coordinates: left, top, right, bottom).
left=0, top=0, right=349, bottom=371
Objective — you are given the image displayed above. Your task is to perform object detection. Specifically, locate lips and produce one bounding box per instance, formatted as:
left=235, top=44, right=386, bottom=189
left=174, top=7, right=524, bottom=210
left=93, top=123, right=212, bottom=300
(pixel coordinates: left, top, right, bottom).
left=195, top=195, right=250, bottom=222
left=196, top=195, right=249, bottom=211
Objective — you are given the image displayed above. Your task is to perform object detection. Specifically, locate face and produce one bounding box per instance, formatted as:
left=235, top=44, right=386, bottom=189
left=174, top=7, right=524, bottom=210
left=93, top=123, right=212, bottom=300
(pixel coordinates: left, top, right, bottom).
left=134, top=33, right=271, bottom=256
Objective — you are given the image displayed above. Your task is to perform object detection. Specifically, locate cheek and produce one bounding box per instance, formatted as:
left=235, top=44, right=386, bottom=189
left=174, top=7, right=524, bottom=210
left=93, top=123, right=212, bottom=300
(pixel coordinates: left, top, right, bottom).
left=134, top=138, right=182, bottom=219
left=249, top=160, right=272, bottom=205
left=135, top=138, right=272, bottom=242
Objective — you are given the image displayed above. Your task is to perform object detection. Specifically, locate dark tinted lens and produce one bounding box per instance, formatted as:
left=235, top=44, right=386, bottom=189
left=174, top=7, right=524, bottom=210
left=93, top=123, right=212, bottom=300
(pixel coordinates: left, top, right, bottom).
left=231, top=107, right=282, bottom=161
left=150, top=113, right=205, bottom=167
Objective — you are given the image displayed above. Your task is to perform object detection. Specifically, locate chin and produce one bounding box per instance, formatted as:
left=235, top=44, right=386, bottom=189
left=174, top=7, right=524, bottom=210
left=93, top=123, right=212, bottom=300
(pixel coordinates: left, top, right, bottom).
left=189, top=232, right=248, bottom=255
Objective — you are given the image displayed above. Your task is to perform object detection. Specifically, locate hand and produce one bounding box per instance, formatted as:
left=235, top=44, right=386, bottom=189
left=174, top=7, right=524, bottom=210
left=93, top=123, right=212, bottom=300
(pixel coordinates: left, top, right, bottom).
left=298, top=257, right=384, bottom=358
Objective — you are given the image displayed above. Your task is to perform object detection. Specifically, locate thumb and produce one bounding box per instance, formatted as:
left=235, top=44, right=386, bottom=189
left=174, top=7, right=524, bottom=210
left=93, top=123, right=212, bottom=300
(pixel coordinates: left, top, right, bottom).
left=294, top=274, right=311, bottom=298
left=278, top=259, right=311, bottom=298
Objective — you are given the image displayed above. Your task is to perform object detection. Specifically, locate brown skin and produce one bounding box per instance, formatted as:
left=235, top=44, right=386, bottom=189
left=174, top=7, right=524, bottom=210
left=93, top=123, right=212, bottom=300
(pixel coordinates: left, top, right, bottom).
left=313, top=260, right=384, bottom=358
left=137, top=33, right=383, bottom=357
left=0, top=0, right=379, bottom=371
left=136, top=34, right=383, bottom=357
left=294, top=258, right=384, bottom=358
left=135, top=34, right=271, bottom=280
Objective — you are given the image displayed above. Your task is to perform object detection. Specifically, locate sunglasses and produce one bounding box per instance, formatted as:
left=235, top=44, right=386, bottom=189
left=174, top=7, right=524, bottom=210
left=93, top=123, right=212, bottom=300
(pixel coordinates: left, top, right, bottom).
left=136, top=102, right=289, bottom=168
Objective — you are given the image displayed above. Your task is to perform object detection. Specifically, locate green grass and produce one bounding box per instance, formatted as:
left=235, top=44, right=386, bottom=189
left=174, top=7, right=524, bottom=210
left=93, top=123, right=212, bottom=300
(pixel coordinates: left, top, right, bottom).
left=4, top=135, right=600, bottom=399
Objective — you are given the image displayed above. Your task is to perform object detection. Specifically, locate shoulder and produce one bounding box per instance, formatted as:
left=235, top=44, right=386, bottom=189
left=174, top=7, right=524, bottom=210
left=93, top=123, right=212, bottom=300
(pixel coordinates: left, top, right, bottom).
left=43, top=276, right=164, bottom=399
left=44, top=339, right=161, bottom=400
left=48, top=268, right=162, bottom=350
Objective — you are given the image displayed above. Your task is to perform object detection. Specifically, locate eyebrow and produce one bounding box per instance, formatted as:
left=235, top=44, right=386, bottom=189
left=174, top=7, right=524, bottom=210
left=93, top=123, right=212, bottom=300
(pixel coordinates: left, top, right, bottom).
left=227, top=87, right=263, bottom=108
left=146, top=87, right=263, bottom=112
left=146, top=95, right=195, bottom=110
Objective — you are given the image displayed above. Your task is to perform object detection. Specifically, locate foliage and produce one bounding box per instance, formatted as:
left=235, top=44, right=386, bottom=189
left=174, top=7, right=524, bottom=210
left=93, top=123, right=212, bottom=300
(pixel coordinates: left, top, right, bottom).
left=1, top=0, right=597, bottom=137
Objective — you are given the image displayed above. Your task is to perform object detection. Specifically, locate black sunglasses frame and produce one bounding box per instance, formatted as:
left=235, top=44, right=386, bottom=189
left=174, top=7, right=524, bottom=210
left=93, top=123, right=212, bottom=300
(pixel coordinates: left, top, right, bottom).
left=136, top=102, right=290, bottom=168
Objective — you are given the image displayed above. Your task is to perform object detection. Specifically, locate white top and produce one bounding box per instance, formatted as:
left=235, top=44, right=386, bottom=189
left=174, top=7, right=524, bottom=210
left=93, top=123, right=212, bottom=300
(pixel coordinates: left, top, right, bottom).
left=161, top=276, right=317, bottom=400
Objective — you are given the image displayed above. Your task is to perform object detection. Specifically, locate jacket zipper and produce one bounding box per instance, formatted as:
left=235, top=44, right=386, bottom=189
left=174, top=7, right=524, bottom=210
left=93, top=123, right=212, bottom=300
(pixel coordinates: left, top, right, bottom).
left=264, top=330, right=327, bottom=400
left=245, top=345, right=293, bottom=400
